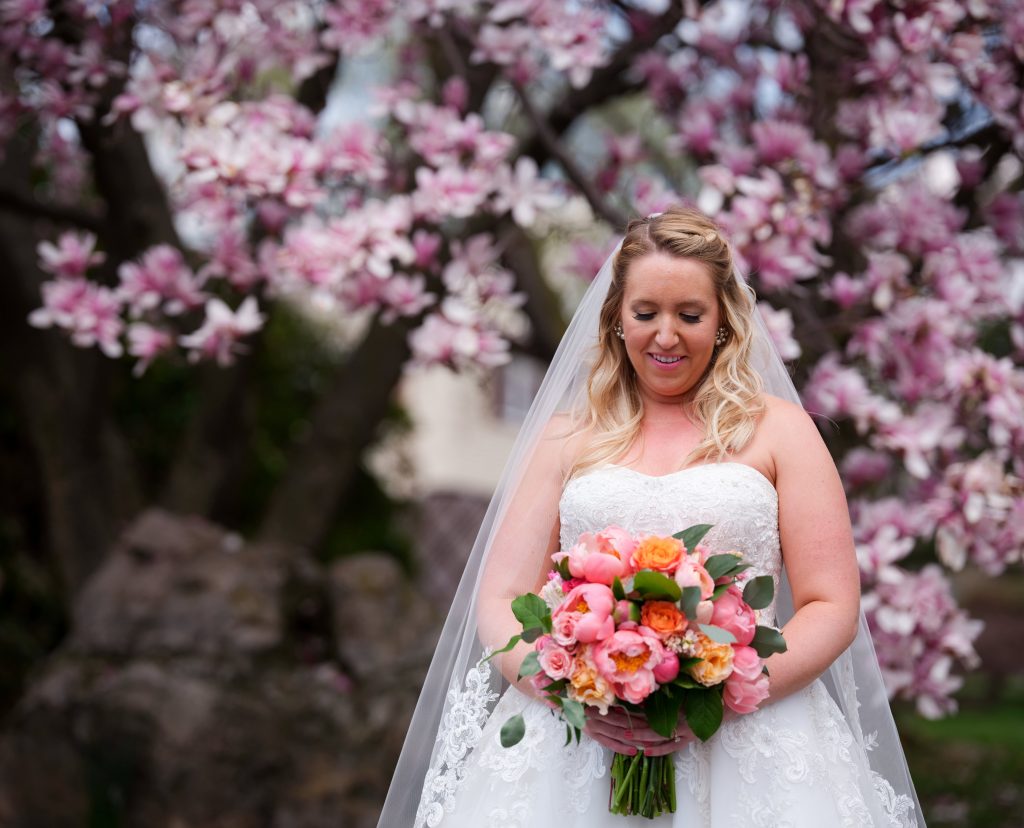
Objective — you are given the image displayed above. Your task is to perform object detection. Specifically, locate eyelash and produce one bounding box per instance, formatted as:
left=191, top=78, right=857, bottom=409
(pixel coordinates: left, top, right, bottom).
left=633, top=313, right=702, bottom=323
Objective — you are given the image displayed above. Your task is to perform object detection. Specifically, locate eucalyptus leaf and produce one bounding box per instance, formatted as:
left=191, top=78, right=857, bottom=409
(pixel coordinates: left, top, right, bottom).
left=704, top=553, right=743, bottom=579
left=680, top=586, right=701, bottom=619
left=673, top=523, right=713, bottom=551
left=742, top=575, right=775, bottom=610
left=751, top=625, right=787, bottom=657
left=633, top=569, right=682, bottom=601
left=699, top=623, right=737, bottom=644
left=500, top=713, right=526, bottom=747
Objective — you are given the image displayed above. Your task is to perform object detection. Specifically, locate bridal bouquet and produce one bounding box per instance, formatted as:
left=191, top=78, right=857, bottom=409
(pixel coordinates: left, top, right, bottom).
left=487, top=522, right=787, bottom=818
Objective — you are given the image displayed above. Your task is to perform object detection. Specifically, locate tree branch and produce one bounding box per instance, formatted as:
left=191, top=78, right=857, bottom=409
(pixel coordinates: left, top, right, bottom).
left=511, top=79, right=628, bottom=228
left=0, top=188, right=104, bottom=232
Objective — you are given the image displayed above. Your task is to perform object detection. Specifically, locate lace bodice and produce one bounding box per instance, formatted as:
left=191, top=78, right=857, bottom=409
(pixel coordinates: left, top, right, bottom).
left=559, top=462, right=782, bottom=614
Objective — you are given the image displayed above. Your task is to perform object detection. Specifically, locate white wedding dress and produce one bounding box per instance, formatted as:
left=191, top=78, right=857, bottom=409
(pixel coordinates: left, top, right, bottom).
left=415, top=462, right=918, bottom=827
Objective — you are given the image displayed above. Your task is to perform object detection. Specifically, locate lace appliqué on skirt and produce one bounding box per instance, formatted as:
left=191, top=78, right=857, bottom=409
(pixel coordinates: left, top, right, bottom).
left=416, top=654, right=500, bottom=828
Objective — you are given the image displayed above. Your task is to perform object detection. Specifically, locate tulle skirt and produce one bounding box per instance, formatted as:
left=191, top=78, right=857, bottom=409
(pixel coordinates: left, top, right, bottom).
left=433, top=679, right=910, bottom=827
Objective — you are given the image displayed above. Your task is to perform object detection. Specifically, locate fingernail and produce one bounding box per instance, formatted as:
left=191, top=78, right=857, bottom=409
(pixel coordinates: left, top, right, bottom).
left=623, top=730, right=633, bottom=739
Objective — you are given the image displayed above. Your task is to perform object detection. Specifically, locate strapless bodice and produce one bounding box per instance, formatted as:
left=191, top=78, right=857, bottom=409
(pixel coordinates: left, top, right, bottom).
left=559, top=462, right=783, bottom=605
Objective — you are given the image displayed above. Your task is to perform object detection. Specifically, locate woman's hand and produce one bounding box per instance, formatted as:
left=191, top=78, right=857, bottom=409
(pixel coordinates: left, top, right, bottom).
left=583, top=705, right=697, bottom=757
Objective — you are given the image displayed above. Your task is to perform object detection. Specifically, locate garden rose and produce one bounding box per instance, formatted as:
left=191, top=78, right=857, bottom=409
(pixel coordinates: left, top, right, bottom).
left=538, top=642, right=575, bottom=680
left=567, top=647, right=615, bottom=713
left=640, top=600, right=687, bottom=637
left=689, top=632, right=735, bottom=686
left=710, top=585, right=757, bottom=645
left=551, top=612, right=579, bottom=646
left=631, top=535, right=684, bottom=572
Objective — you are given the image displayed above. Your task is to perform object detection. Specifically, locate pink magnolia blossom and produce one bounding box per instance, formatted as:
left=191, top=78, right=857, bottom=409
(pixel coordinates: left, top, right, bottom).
left=37, top=232, right=105, bottom=279
left=179, top=296, right=265, bottom=366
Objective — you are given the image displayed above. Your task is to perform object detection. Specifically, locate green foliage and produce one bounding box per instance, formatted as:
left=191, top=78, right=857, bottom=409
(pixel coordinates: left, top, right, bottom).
left=632, top=570, right=681, bottom=601
left=741, top=575, right=774, bottom=610
left=499, top=713, right=526, bottom=748
left=684, top=688, right=723, bottom=741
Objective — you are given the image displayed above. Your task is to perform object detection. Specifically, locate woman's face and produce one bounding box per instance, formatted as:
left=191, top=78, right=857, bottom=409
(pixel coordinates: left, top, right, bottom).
left=618, top=251, right=721, bottom=405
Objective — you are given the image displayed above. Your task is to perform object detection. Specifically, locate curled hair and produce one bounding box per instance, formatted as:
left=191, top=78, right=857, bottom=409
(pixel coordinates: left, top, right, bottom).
left=568, top=205, right=765, bottom=480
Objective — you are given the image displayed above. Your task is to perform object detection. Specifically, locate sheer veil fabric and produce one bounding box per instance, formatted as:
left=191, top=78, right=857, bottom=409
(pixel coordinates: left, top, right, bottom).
left=377, top=240, right=923, bottom=827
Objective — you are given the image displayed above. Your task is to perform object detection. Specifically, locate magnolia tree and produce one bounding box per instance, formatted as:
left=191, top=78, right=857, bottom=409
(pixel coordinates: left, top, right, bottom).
left=3, top=0, right=1023, bottom=718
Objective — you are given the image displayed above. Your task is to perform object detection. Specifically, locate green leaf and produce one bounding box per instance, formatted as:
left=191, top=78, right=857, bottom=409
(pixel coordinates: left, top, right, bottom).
left=645, top=689, right=685, bottom=738
left=517, top=650, right=542, bottom=680
left=684, top=689, right=723, bottom=741
left=673, top=523, right=714, bottom=551
left=612, top=576, right=625, bottom=601
left=512, top=593, right=551, bottom=633
left=672, top=674, right=700, bottom=689
left=704, top=553, right=743, bottom=579
left=751, top=625, right=787, bottom=657
left=483, top=633, right=521, bottom=660
left=699, top=623, right=737, bottom=644
left=543, top=678, right=568, bottom=693
left=742, top=576, right=775, bottom=610
left=500, top=713, right=526, bottom=747
left=711, top=583, right=730, bottom=600
left=555, top=557, right=572, bottom=580
left=632, top=570, right=682, bottom=601
left=680, top=586, right=701, bottom=620
left=561, top=698, right=587, bottom=731
left=521, top=626, right=543, bottom=644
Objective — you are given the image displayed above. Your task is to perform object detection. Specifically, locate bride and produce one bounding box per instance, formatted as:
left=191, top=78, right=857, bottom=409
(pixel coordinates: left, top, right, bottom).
left=378, top=207, right=922, bottom=826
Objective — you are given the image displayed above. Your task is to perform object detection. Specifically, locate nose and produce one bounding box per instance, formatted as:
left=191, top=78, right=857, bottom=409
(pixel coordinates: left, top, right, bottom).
left=655, top=317, right=678, bottom=349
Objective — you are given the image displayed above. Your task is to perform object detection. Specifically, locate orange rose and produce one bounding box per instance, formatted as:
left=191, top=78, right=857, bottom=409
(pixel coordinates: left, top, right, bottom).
left=689, top=633, right=735, bottom=687
left=631, top=536, right=684, bottom=572
left=640, top=600, right=687, bottom=637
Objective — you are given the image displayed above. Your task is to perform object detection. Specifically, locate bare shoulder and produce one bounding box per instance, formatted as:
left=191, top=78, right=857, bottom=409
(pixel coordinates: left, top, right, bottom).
left=757, top=392, right=839, bottom=482
left=539, top=412, right=591, bottom=477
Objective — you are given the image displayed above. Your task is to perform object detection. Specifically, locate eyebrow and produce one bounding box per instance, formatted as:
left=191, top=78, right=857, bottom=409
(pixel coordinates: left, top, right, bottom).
left=629, top=299, right=711, bottom=311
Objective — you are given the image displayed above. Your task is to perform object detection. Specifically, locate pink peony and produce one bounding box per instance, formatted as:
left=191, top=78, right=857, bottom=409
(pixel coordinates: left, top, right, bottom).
left=674, top=556, right=715, bottom=599
left=563, top=526, right=636, bottom=585
left=724, top=672, right=770, bottom=714
left=710, top=586, right=757, bottom=645
left=553, top=583, right=615, bottom=643
left=593, top=627, right=665, bottom=704
left=729, top=645, right=763, bottom=682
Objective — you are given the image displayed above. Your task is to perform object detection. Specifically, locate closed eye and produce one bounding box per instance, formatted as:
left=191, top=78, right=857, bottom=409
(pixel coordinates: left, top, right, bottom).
left=632, top=313, right=702, bottom=323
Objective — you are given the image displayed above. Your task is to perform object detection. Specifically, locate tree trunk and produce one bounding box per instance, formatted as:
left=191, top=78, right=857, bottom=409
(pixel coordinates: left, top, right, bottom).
left=257, top=316, right=413, bottom=551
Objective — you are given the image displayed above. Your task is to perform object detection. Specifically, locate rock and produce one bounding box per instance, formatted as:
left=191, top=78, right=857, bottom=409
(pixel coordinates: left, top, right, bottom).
left=0, top=509, right=443, bottom=828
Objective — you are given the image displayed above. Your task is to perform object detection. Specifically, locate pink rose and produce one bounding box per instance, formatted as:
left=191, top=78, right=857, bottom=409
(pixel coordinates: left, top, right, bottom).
left=551, top=612, right=579, bottom=646
left=710, top=586, right=757, bottom=646
left=674, top=557, right=715, bottom=600
left=554, top=583, right=616, bottom=643
left=538, top=642, right=575, bottom=680
left=652, top=651, right=680, bottom=683
left=724, top=672, right=770, bottom=714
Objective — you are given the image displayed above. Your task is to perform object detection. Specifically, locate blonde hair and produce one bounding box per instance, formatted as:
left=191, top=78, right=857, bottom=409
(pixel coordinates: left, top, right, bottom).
left=567, top=206, right=766, bottom=481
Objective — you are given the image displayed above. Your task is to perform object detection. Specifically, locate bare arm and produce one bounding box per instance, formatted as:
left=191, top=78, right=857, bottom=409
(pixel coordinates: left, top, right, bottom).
left=760, top=397, right=861, bottom=702
left=476, top=415, right=572, bottom=692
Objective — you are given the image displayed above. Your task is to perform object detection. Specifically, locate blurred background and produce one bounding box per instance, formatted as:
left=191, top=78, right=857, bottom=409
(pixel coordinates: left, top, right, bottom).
left=1, top=1, right=1022, bottom=826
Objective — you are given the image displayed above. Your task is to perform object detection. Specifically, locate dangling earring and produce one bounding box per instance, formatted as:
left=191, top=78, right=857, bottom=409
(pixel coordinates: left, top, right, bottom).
left=614, top=322, right=624, bottom=340
left=715, top=326, right=728, bottom=346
